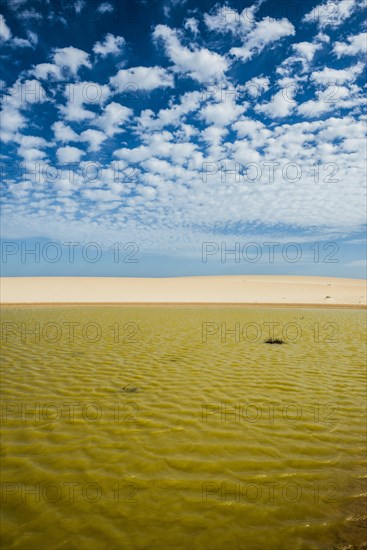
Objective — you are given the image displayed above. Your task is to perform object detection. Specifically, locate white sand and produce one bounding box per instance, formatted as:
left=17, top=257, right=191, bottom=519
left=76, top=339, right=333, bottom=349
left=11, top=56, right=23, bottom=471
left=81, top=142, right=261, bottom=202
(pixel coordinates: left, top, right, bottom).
left=0, top=276, right=366, bottom=306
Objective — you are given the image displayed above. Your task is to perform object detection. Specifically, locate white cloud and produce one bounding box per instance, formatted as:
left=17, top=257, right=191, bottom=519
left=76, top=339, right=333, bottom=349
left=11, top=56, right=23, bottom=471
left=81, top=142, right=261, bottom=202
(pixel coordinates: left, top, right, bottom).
left=15, top=135, right=48, bottom=149
left=17, top=147, right=47, bottom=161
left=230, top=17, right=295, bottom=61
left=110, top=66, right=174, bottom=91
left=31, top=47, right=91, bottom=81
left=3, top=78, right=48, bottom=109
left=297, top=85, right=363, bottom=117
left=137, top=185, right=157, bottom=200
left=116, top=130, right=197, bottom=166
left=52, top=46, right=91, bottom=76
left=303, top=0, right=365, bottom=28
left=93, top=101, right=132, bottom=136
left=52, top=121, right=79, bottom=143
left=75, top=0, right=85, bottom=14
left=297, top=98, right=334, bottom=117
left=93, top=33, right=125, bottom=57
left=0, top=15, right=38, bottom=48
left=311, top=62, right=364, bottom=84
left=200, top=97, right=247, bottom=126
left=11, top=33, right=38, bottom=48
left=334, top=32, right=367, bottom=57
left=245, top=76, right=270, bottom=97
left=26, top=30, right=38, bottom=46
left=7, top=180, right=32, bottom=200
left=0, top=14, right=11, bottom=41
left=59, top=81, right=110, bottom=122
left=153, top=24, right=228, bottom=82
left=30, top=63, right=62, bottom=80
left=204, top=4, right=258, bottom=35
left=204, top=5, right=294, bottom=62
left=317, top=32, right=331, bottom=43
left=256, top=84, right=298, bottom=118
left=277, top=37, right=324, bottom=78
left=0, top=107, right=26, bottom=142
left=163, top=0, right=187, bottom=18
left=97, top=2, right=114, bottom=14
left=5, top=0, right=43, bottom=22
left=4, top=0, right=28, bottom=11
left=184, top=18, right=199, bottom=35
left=80, top=129, right=107, bottom=151
left=202, top=125, right=228, bottom=151
left=135, top=90, right=202, bottom=132
left=232, top=119, right=271, bottom=150
left=83, top=189, right=120, bottom=203
left=57, top=146, right=85, bottom=163
left=293, top=41, right=321, bottom=62
left=0, top=78, right=48, bottom=142
left=14, top=8, right=42, bottom=21
left=114, top=145, right=151, bottom=162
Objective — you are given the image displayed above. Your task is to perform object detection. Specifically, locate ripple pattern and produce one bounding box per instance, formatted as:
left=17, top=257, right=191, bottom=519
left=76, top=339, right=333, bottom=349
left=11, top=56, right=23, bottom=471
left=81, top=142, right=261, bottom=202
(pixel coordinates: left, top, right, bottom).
left=0, top=307, right=366, bottom=549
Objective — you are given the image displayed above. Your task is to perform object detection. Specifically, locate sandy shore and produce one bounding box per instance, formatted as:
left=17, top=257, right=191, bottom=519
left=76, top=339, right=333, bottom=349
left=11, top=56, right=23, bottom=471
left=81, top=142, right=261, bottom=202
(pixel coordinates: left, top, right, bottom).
left=0, top=276, right=366, bottom=306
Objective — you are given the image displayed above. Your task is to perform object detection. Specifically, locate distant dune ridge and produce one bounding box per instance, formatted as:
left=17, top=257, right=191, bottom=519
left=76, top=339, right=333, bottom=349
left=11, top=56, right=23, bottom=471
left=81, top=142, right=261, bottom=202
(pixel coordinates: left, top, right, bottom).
left=0, top=276, right=366, bottom=306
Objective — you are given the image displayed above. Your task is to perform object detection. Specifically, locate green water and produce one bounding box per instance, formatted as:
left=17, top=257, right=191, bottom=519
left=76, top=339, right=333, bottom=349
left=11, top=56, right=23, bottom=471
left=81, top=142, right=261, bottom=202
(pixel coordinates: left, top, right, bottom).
left=0, top=307, right=366, bottom=549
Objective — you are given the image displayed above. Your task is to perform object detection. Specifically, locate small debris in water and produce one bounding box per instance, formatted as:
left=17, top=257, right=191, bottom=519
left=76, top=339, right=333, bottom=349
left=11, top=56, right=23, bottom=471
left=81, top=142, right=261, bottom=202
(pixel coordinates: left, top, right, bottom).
left=121, top=385, right=139, bottom=393
left=264, top=338, right=285, bottom=345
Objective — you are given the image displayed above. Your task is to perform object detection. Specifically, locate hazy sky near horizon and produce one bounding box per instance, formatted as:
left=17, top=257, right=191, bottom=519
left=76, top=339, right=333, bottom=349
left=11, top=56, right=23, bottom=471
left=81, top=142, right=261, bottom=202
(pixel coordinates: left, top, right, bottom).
left=0, top=0, right=366, bottom=277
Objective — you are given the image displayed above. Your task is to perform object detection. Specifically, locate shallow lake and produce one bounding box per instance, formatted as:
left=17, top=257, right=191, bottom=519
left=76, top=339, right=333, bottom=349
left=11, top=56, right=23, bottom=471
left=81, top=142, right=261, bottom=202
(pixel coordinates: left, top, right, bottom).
left=1, top=306, right=366, bottom=549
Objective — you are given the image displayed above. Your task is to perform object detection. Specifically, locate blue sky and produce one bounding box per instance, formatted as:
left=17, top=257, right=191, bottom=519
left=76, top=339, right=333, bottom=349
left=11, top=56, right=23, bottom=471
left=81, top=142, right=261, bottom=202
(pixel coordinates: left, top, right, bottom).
left=0, top=0, right=366, bottom=277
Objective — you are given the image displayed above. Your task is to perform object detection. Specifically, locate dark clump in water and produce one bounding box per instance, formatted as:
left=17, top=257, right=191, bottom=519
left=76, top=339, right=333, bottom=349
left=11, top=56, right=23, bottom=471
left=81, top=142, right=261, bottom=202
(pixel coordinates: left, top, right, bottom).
left=122, top=386, right=139, bottom=393
left=264, top=338, right=285, bottom=345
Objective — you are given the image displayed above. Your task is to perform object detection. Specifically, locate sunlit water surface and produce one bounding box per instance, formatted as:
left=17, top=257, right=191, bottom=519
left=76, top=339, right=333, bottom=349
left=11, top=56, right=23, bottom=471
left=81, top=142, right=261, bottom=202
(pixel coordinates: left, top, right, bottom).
left=1, top=307, right=366, bottom=550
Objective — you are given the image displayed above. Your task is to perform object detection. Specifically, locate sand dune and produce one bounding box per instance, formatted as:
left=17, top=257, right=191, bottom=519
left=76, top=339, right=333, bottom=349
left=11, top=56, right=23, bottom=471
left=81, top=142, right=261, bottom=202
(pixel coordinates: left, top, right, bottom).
left=0, top=276, right=366, bottom=306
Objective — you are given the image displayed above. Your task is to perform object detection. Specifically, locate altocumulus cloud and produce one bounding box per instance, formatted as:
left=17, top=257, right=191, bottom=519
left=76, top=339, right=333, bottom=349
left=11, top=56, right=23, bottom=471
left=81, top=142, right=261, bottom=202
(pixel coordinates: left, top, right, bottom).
left=0, top=0, right=366, bottom=265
